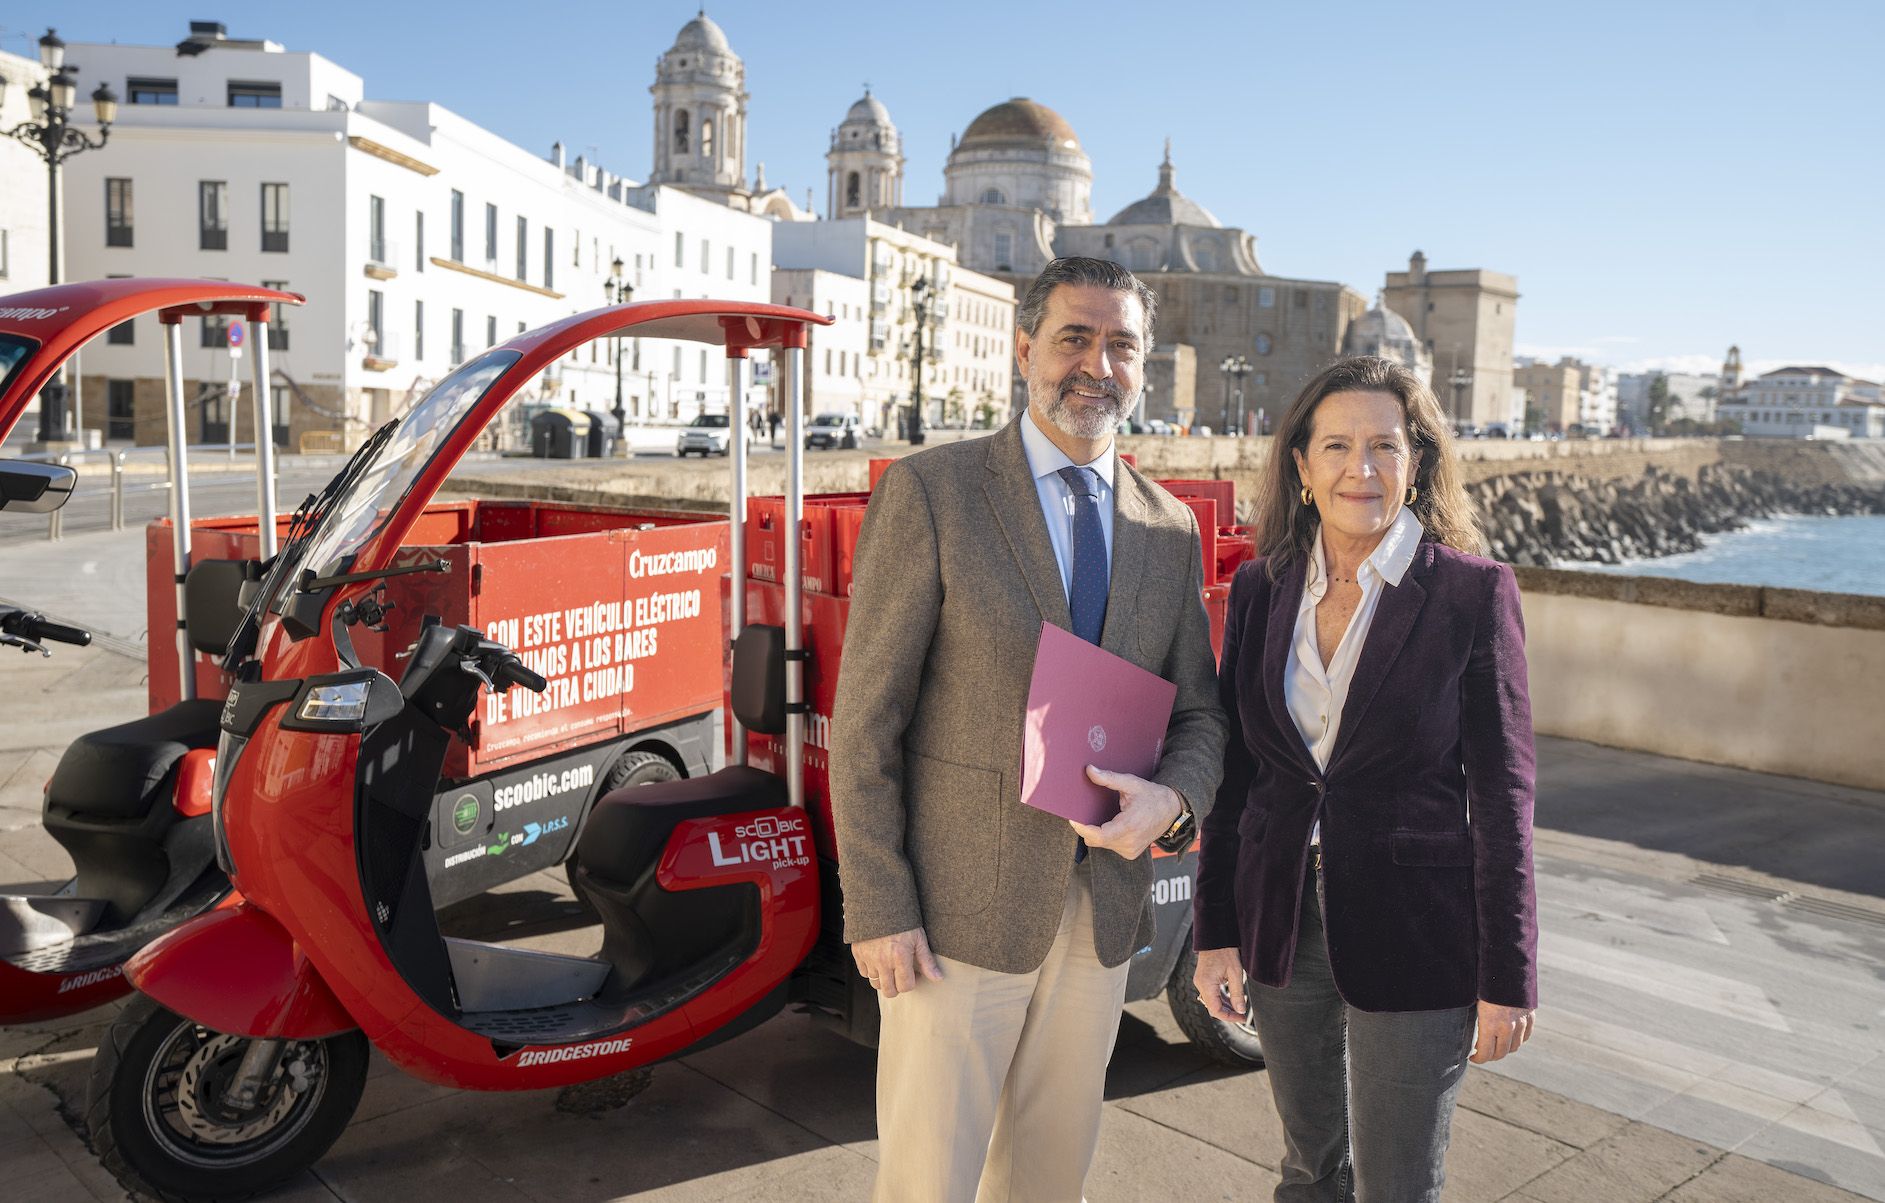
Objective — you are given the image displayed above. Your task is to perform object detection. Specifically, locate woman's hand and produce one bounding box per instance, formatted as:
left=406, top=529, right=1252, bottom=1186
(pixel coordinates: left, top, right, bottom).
left=1193, top=947, right=1248, bottom=1023
left=1471, top=1000, right=1535, bottom=1063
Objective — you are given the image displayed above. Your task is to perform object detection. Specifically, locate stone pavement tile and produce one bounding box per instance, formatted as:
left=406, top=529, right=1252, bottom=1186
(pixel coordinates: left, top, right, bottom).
left=11, top=1162, right=101, bottom=1203
left=1461, top=1067, right=1630, bottom=1150
left=676, top=1009, right=879, bottom=1152
left=1637, top=1075, right=1802, bottom=1150
left=1087, top=1104, right=1279, bottom=1203
left=1111, top=1060, right=1282, bottom=1170
left=1105, top=997, right=1222, bottom=1098
left=1484, top=1027, right=1693, bottom=1121
left=1516, top=1121, right=1718, bottom=1203
left=1439, top=1107, right=1575, bottom=1203
left=1664, top=1151, right=1875, bottom=1203
left=1738, top=1114, right=1885, bottom=1202
left=623, top=1144, right=877, bottom=1202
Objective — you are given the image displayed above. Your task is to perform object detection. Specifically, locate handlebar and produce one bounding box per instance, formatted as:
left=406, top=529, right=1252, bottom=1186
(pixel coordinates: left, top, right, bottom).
left=0, top=607, right=92, bottom=655
left=493, top=657, right=547, bottom=695
left=29, top=618, right=91, bottom=647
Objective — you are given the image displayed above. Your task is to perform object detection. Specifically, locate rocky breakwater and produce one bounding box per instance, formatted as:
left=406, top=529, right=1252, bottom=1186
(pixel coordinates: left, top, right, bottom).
left=1472, top=463, right=1885, bottom=566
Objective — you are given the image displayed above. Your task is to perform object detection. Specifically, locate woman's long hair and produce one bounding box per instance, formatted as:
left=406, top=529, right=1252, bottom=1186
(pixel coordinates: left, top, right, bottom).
left=1252, top=356, right=1483, bottom=580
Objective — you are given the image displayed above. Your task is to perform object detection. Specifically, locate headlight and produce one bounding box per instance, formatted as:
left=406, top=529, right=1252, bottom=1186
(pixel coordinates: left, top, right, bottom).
left=297, top=680, right=371, bottom=723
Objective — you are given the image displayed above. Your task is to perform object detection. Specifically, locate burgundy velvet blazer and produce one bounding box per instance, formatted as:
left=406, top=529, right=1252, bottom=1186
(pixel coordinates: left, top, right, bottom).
left=1193, top=542, right=1539, bottom=1012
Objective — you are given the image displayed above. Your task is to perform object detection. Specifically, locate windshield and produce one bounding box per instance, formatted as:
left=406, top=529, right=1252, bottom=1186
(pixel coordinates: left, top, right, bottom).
left=689, top=414, right=728, bottom=428
left=0, top=333, right=40, bottom=400
left=811, top=414, right=846, bottom=427
left=298, top=349, right=520, bottom=579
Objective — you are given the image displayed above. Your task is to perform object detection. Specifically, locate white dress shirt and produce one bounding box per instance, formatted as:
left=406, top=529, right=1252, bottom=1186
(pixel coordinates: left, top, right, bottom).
left=1017, top=409, right=1116, bottom=600
left=1286, top=506, right=1424, bottom=841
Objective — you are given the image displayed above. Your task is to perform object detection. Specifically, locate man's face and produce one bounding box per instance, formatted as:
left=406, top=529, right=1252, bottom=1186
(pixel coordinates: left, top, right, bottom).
left=1016, top=284, right=1146, bottom=441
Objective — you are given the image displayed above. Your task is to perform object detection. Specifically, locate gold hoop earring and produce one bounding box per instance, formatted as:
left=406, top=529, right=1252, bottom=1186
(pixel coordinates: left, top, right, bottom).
left=1404, top=486, right=1419, bottom=506
left=1300, top=485, right=1314, bottom=507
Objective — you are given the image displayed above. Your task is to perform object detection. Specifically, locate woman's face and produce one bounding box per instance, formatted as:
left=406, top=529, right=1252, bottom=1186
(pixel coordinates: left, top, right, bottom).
left=1291, top=390, right=1420, bottom=547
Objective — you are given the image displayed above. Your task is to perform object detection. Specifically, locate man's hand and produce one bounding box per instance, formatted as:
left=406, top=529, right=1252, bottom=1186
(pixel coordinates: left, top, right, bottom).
left=851, top=927, right=945, bottom=999
left=1069, top=767, right=1184, bottom=860
left=1193, top=947, right=1248, bottom=1023
left=1471, top=1000, right=1535, bottom=1063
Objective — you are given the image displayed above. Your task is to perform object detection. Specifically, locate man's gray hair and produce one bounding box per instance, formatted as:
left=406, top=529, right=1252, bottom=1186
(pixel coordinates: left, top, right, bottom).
left=1015, top=257, right=1158, bottom=347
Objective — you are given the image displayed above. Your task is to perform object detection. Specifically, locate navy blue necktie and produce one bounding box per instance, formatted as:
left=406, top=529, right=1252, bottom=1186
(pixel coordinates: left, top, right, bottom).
left=1057, top=465, right=1109, bottom=644
left=1059, top=466, right=1109, bottom=865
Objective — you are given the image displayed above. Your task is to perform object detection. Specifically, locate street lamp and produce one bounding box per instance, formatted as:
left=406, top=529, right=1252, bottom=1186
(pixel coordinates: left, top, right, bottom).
left=605, top=256, right=634, bottom=433
left=1448, top=367, right=1474, bottom=426
left=3, top=28, right=118, bottom=443
left=1218, top=354, right=1251, bottom=435
left=907, top=275, right=930, bottom=446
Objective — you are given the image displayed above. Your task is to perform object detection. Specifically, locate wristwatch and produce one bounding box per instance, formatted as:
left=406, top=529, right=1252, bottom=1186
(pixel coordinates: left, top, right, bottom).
left=1154, top=795, right=1196, bottom=853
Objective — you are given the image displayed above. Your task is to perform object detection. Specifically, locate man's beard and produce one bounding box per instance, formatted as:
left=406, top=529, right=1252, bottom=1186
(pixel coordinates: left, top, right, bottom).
left=1032, top=371, right=1133, bottom=440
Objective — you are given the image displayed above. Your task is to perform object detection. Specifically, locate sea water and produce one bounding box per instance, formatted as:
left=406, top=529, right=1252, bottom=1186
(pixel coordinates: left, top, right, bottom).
left=1568, top=514, right=1885, bottom=597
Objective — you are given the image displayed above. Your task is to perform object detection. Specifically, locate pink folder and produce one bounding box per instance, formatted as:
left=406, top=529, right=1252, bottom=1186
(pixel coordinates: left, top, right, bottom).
left=1021, top=622, right=1178, bottom=826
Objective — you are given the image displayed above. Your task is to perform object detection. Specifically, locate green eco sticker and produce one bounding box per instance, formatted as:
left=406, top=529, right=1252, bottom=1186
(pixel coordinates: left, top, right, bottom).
left=452, top=795, right=480, bottom=836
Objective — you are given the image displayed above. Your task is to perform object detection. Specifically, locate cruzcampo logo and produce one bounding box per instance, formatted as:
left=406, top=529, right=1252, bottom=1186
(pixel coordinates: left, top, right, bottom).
left=452, top=794, right=480, bottom=836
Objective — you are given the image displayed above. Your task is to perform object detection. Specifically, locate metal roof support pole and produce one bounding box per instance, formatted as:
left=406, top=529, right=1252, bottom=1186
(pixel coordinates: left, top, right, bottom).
left=161, top=320, right=196, bottom=701
left=726, top=351, right=749, bottom=767
left=782, top=345, right=806, bottom=810
left=249, top=318, right=278, bottom=558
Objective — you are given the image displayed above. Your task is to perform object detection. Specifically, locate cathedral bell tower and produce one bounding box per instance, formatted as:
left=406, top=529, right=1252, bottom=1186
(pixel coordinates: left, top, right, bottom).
left=826, top=87, right=904, bottom=219
left=649, top=11, right=751, bottom=205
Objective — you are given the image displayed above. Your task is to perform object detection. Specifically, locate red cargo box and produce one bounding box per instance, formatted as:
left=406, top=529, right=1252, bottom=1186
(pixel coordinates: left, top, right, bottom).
left=1216, top=527, right=1255, bottom=584
left=869, top=457, right=898, bottom=492
left=747, top=492, right=871, bottom=596
left=1203, top=583, right=1230, bottom=664
left=148, top=499, right=729, bottom=779
left=1178, top=497, right=1218, bottom=583
left=1158, top=479, right=1237, bottom=527
left=832, top=504, right=871, bottom=597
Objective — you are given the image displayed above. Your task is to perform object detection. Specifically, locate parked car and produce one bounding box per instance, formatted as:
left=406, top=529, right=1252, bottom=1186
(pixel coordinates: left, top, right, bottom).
left=1483, top=423, right=1512, bottom=439
left=805, top=411, right=862, bottom=450
left=676, top=412, right=731, bottom=456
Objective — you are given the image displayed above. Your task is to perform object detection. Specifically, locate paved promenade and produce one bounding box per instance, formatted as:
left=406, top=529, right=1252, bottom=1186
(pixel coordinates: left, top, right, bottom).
left=2, top=525, right=1882, bottom=1200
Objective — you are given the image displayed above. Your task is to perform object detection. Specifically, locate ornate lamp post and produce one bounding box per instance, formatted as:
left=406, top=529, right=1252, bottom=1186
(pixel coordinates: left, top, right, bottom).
left=907, top=275, right=929, bottom=446
left=1218, top=353, right=1251, bottom=435
left=2, top=29, right=118, bottom=442
left=605, top=256, right=634, bottom=432
left=1448, top=366, right=1474, bottom=427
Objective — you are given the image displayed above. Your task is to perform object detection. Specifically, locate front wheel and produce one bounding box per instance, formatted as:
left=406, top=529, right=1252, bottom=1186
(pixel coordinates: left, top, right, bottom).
left=88, top=993, right=369, bottom=1202
left=1166, top=944, right=1266, bottom=1069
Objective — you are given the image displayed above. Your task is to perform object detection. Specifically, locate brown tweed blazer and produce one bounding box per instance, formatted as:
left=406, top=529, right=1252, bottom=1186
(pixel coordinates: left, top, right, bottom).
left=830, top=419, right=1227, bottom=973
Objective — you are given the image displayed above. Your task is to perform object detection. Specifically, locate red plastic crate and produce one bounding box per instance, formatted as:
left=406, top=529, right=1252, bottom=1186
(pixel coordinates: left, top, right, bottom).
left=748, top=492, right=872, bottom=595
left=1157, top=479, right=1237, bottom=527
left=869, top=457, right=898, bottom=493
left=833, top=505, right=870, bottom=596
left=1215, top=526, right=1255, bottom=583
left=1179, top=497, right=1218, bottom=583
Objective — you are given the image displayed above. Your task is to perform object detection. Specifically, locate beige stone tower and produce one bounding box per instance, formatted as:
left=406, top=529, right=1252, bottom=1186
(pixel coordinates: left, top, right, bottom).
left=648, top=12, right=750, bottom=207
left=827, top=89, right=904, bottom=219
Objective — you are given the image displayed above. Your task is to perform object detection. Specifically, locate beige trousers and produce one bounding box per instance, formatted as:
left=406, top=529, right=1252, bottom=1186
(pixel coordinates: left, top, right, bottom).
left=872, top=867, right=1132, bottom=1203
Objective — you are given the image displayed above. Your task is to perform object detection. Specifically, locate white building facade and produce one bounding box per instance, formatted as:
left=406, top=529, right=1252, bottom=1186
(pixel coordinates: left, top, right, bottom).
left=0, top=50, right=54, bottom=296
left=54, top=22, right=769, bottom=448
left=1718, top=367, right=1884, bottom=438
left=772, top=268, right=868, bottom=424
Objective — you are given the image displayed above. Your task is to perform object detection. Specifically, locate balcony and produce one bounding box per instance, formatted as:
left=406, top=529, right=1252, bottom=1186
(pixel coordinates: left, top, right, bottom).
left=365, top=238, right=400, bottom=280
left=361, top=331, right=400, bottom=373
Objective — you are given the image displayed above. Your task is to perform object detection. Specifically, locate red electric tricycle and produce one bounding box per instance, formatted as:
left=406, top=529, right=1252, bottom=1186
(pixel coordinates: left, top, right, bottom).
left=0, top=279, right=300, bottom=1024
left=87, top=300, right=830, bottom=1199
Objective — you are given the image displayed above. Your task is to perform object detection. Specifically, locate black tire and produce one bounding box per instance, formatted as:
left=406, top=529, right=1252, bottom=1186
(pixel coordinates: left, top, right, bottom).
left=565, top=750, right=683, bottom=905
left=87, top=993, right=369, bottom=1202
left=1166, top=944, right=1266, bottom=1069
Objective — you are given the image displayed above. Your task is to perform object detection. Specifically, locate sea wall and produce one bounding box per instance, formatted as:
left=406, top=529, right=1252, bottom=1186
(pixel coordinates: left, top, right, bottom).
left=1512, top=568, right=1885, bottom=791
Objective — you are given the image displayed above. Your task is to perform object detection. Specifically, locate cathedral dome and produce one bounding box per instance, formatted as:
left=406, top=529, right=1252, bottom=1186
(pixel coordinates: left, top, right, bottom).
left=1342, top=295, right=1432, bottom=382
left=959, top=98, right=1081, bottom=150
left=1108, top=145, right=1219, bottom=227
left=846, top=92, right=892, bottom=125
left=671, top=12, right=732, bottom=54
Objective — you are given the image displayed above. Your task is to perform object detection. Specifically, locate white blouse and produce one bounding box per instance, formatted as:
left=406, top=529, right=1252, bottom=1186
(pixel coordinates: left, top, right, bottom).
left=1285, top=507, right=1424, bottom=841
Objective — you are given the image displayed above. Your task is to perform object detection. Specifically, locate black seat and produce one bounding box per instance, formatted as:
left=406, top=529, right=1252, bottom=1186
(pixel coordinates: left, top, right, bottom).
left=576, top=765, right=786, bottom=887
left=45, top=699, right=223, bottom=822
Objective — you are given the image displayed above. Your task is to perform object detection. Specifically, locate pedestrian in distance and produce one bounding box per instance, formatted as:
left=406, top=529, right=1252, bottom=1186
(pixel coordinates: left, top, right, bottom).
left=1192, top=355, right=1539, bottom=1202
left=831, top=257, right=1227, bottom=1203
left=768, top=408, right=780, bottom=448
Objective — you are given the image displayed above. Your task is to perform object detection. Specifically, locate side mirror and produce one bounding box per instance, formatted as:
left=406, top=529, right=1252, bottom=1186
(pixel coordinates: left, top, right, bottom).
left=0, top=461, right=77, bottom=513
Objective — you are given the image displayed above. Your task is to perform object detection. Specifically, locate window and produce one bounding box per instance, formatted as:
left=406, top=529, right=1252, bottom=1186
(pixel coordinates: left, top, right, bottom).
left=451, top=309, right=466, bottom=364
left=201, top=312, right=229, bottom=348
left=543, top=227, right=554, bottom=291
left=415, top=211, right=425, bottom=270
left=127, top=77, right=178, bottom=105
left=992, top=232, right=1012, bottom=267
left=674, top=110, right=690, bottom=154
left=192, top=181, right=229, bottom=251
left=674, top=231, right=684, bottom=267
left=751, top=252, right=758, bottom=286
left=368, top=195, right=387, bottom=264
left=699, top=348, right=709, bottom=382
left=107, top=313, right=135, bottom=345
left=485, top=204, right=498, bottom=265
left=701, top=118, right=714, bottom=160
left=107, top=380, right=136, bottom=439
left=227, top=80, right=282, bottom=108
left=846, top=172, right=861, bottom=208
left=260, top=183, right=289, bottom=251
left=0, top=229, right=6, bottom=277
left=414, top=300, right=424, bottom=361
left=1294, top=289, right=1308, bottom=308
left=1258, top=286, right=1275, bottom=308
left=515, top=216, right=528, bottom=281
left=366, top=291, right=386, bottom=358
left=486, top=315, right=497, bottom=348
left=262, top=280, right=290, bottom=350
left=726, top=246, right=735, bottom=280
left=981, top=188, right=1006, bottom=205
left=673, top=346, right=683, bottom=379
left=105, top=178, right=134, bottom=247
left=700, top=239, right=710, bottom=273
left=449, top=191, right=464, bottom=261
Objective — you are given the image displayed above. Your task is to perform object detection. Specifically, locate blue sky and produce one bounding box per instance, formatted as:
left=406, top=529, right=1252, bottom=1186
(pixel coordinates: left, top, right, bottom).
left=8, top=1, right=1881, bottom=378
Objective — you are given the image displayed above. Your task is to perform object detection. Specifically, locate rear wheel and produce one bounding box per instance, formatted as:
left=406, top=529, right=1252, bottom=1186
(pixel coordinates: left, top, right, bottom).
left=88, top=993, right=368, bottom=1202
left=566, top=750, right=683, bottom=905
left=1166, top=944, right=1266, bottom=1069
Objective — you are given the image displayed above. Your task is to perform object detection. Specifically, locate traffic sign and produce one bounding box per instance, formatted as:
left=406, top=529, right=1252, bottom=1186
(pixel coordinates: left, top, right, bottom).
left=227, top=319, right=245, bottom=358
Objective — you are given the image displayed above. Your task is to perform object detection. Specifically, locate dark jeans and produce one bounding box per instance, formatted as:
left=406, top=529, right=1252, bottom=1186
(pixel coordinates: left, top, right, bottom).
left=1247, top=863, right=1475, bottom=1203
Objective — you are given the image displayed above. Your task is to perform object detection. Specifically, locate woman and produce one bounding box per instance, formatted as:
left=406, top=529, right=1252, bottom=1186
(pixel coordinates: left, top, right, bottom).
left=1192, top=356, right=1538, bottom=1202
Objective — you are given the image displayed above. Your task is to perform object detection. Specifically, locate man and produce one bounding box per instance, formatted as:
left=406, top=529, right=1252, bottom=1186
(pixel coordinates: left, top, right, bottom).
left=831, top=257, right=1227, bottom=1202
